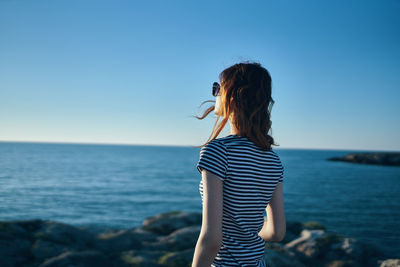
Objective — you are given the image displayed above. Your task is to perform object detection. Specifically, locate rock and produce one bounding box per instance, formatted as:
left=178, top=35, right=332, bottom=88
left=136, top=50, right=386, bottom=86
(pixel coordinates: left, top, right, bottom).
left=144, top=225, right=201, bottom=251
left=280, top=221, right=325, bottom=245
left=283, top=229, right=388, bottom=267
left=94, top=227, right=158, bottom=252
left=131, top=225, right=161, bottom=242
left=314, top=232, right=347, bottom=258
left=0, top=232, right=33, bottom=267
left=284, top=229, right=348, bottom=266
left=281, top=221, right=303, bottom=244
left=0, top=212, right=396, bottom=267
left=328, top=152, right=400, bottom=166
left=120, top=250, right=165, bottom=267
left=0, top=219, right=41, bottom=240
left=378, top=259, right=400, bottom=267
left=329, top=237, right=363, bottom=259
left=286, top=221, right=304, bottom=235
left=302, top=221, right=326, bottom=231
left=158, top=248, right=194, bottom=267
left=263, top=244, right=306, bottom=267
left=285, top=229, right=326, bottom=256
left=6, top=219, right=44, bottom=233
left=0, top=232, right=32, bottom=255
left=358, top=241, right=393, bottom=267
left=31, top=238, right=68, bottom=259
left=34, top=220, right=96, bottom=249
left=38, top=250, right=114, bottom=267
left=325, top=260, right=358, bottom=267
left=142, top=211, right=202, bottom=235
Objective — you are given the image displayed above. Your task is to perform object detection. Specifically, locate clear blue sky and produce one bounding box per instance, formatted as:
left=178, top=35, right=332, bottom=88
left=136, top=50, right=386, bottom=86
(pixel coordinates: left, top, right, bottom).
left=1, top=0, right=399, bottom=151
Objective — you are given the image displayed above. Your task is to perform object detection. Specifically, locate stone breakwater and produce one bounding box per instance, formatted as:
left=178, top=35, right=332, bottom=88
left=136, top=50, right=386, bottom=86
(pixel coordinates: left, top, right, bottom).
left=327, top=152, right=400, bottom=166
left=1, top=210, right=398, bottom=267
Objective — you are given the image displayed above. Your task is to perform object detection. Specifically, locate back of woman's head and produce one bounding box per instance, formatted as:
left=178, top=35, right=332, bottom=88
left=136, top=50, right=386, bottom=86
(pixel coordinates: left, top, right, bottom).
left=195, top=60, right=279, bottom=151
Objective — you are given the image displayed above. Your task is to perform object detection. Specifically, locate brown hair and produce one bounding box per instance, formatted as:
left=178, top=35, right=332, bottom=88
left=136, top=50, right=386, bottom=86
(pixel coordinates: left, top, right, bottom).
left=193, top=60, right=279, bottom=151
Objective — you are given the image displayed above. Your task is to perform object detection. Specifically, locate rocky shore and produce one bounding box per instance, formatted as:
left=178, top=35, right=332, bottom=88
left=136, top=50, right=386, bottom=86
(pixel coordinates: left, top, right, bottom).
left=327, top=152, right=400, bottom=166
left=1, top=210, right=398, bottom=267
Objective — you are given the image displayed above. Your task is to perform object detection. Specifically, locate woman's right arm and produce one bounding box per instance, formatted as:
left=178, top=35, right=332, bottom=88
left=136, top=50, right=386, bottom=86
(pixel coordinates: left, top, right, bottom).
left=258, top=182, right=286, bottom=242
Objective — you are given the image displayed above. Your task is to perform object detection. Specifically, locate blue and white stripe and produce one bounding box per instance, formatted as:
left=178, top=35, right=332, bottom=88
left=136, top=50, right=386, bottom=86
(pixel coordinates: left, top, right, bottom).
left=197, top=134, right=284, bottom=267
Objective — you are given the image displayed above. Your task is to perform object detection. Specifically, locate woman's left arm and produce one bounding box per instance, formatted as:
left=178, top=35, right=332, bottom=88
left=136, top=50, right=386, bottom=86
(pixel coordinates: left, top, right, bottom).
left=192, top=170, right=223, bottom=267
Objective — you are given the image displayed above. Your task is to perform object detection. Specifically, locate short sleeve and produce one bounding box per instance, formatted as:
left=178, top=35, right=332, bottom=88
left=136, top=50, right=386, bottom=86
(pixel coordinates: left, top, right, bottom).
left=196, top=140, right=227, bottom=182
left=278, top=164, right=284, bottom=183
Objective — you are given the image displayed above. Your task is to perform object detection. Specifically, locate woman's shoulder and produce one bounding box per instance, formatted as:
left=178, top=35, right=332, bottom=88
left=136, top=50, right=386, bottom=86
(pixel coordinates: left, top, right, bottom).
left=202, top=136, right=232, bottom=147
left=200, top=138, right=226, bottom=153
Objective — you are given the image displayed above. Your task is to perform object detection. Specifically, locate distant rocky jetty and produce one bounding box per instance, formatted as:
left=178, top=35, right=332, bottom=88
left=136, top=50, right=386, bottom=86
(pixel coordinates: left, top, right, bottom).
left=328, top=152, right=400, bottom=166
left=1, top=210, right=397, bottom=267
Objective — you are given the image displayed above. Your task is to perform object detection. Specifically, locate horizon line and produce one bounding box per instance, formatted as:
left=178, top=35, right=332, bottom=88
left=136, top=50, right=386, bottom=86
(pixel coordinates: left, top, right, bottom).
left=0, top=140, right=399, bottom=153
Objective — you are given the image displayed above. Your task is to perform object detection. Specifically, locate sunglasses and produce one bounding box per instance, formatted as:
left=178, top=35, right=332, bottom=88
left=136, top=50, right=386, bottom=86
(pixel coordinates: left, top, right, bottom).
left=212, top=82, right=221, bottom=97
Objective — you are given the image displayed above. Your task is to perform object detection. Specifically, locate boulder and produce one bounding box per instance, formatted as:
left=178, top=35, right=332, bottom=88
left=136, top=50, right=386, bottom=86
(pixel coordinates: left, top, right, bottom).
left=285, top=229, right=326, bottom=257
left=378, top=259, right=400, bottom=267
left=142, top=211, right=201, bottom=235
left=0, top=212, right=396, bottom=267
left=94, top=228, right=156, bottom=251
left=38, top=250, right=114, bottom=267
left=33, top=220, right=96, bottom=249
left=120, top=250, right=165, bottom=267
left=158, top=248, right=195, bottom=267
left=144, top=225, right=201, bottom=251
left=263, top=243, right=306, bottom=267
left=31, top=238, right=68, bottom=260
left=0, top=232, right=33, bottom=267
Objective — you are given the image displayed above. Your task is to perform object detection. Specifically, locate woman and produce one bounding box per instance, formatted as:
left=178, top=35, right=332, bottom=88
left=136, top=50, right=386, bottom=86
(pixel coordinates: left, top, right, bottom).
left=191, top=61, right=286, bottom=267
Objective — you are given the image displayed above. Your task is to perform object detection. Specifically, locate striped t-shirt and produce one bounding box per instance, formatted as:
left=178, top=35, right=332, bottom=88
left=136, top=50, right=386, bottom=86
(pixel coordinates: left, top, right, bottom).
left=196, top=134, right=284, bottom=267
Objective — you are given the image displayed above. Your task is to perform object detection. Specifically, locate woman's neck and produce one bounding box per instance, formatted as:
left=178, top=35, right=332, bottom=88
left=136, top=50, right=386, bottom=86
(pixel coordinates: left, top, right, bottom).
left=229, top=118, right=240, bottom=135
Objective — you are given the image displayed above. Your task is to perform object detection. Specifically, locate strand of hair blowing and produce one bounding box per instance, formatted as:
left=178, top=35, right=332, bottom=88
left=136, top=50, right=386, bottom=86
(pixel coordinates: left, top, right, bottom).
left=192, top=61, right=279, bottom=151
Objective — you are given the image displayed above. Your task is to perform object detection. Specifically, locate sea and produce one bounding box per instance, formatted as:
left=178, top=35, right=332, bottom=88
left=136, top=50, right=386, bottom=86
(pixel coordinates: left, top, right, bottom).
left=0, top=141, right=399, bottom=258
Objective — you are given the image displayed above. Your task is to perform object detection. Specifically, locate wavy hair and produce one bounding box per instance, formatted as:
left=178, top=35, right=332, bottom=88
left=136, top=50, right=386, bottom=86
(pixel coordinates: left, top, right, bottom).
left=193, top=60, right=279, bottom=151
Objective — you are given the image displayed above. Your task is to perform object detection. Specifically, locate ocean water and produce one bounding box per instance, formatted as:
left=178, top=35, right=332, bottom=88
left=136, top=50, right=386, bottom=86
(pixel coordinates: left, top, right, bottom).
left=0, top=141, right=399, bottom=258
